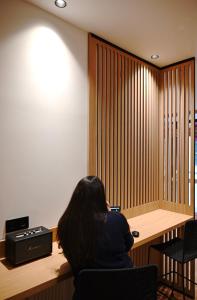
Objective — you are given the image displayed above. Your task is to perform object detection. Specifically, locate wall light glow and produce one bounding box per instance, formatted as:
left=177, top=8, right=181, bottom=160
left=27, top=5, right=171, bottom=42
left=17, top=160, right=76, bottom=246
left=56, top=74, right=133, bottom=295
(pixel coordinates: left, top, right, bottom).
left=27, top=26, right=71, bottom=103
left=151, top=54, right=159, bottom=60
left=55, top=0, right=67, bottom=8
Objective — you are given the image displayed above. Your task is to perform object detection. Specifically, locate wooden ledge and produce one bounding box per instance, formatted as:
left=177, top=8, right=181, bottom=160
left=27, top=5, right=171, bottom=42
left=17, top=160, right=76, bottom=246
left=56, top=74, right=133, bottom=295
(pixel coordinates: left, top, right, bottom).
left=0, top=209, right=193, bottom=300
left=128, top=209, right=193, bottom=249
left=0, top=242, right=71, bottom=300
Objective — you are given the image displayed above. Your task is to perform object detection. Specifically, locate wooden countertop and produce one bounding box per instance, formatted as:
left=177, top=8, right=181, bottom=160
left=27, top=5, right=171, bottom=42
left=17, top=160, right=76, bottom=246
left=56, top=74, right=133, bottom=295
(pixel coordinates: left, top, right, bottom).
left=128, top=209, right=192, bottom=249
left=0, top=243, right=71, bottom=300
left=0, top=209, right=192, bottom=300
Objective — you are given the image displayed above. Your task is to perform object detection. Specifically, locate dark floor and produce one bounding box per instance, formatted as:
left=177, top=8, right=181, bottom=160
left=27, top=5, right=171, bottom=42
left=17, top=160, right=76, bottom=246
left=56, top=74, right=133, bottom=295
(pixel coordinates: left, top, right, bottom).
left=157, top=286, right=193, bottom=299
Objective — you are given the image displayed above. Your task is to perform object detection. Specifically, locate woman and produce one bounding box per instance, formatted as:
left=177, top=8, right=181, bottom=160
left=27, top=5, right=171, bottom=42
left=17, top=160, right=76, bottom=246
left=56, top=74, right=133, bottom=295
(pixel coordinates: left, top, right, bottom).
left=57, top=176, right=134, bottom=277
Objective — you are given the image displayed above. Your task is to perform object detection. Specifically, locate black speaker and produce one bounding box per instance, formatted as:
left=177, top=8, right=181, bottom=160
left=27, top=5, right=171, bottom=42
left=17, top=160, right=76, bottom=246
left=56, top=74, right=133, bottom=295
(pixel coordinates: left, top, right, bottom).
left=5, top=226, right=52, bottom=265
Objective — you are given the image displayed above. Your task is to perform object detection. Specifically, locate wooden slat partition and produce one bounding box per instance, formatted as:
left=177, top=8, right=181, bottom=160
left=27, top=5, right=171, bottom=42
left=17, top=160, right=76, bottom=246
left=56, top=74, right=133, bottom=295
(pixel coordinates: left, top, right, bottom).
left=28, top=279, right=74, bottom=300
left=159, top=60, right=195, bottom=298
left=130, top=237, right=162, bottom=275
left=159, top=59, right=195, bottom=296
left=159, top=60, right=195, bottom=215
left=89, top=35, right=195, bottom=298
left=89, top=34, right=159, bottom=217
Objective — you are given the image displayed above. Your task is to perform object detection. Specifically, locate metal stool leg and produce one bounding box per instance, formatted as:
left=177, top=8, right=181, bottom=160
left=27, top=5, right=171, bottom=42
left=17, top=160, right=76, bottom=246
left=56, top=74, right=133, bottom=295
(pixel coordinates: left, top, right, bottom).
left=168, top=260, right=175, bottom=299
left=182, top=263, right=185, bottom=300
left=148, top=246, right=151, bottom=264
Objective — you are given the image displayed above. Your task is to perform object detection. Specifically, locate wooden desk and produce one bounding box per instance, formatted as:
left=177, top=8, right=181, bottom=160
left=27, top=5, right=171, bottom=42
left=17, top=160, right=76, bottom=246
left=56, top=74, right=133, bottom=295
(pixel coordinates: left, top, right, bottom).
left=128, top=209, right=193, bottom=249
left=0, top=243, right=71, bottom=300
left=0, top=209, right=192, bottom=300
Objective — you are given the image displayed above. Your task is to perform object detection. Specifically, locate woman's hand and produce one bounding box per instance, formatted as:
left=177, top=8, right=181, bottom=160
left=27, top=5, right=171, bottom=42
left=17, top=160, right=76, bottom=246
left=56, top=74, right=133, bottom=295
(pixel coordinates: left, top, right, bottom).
left=56, top=262, right=72, bottom=276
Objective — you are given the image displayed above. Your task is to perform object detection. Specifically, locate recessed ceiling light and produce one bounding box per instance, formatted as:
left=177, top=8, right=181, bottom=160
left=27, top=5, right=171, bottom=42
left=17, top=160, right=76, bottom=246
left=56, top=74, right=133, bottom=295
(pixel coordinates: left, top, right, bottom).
left=151, top=54, right=159, bottom=60
left=55, top=0, right=67, bottom=8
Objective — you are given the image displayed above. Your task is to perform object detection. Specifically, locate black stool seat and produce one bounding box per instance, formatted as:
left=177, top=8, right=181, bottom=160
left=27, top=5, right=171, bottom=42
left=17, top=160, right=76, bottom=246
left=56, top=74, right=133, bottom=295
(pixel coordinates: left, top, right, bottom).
left=151, top=237, right=197, bottom=264
left=151, top=237, right=184, bottom=262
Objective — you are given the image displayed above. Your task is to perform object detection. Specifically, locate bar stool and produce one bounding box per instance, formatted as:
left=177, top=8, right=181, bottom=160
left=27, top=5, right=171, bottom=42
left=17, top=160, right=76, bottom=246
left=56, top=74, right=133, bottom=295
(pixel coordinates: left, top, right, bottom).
left=148, top=219, right=197, bottom=300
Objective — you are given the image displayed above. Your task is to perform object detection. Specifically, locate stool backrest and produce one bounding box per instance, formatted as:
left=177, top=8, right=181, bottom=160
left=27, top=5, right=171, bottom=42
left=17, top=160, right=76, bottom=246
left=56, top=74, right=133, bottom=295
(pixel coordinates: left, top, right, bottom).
left=74, top=265, right=158, bottom=300
left=183, top=219, right=197, bottom=261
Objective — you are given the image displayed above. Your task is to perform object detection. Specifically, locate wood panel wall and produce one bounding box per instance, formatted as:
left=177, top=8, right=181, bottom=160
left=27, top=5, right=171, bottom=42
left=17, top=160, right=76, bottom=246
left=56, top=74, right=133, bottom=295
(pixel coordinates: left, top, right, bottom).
left=88, top=36, right=195, bottom=297
left=89, top=34, right=195, bottom=218
left=158, top=60, right=195, bottom=298
left=159, top=60, right=195, bottom=215
left=89, top=34, right=159, bottom=217
left=28, top=278, right=74, bottom=300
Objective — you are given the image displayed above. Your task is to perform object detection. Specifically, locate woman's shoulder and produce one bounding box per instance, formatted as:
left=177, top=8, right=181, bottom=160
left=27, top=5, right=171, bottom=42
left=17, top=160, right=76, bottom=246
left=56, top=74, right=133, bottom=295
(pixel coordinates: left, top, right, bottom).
left=106, top=211, right=129, bottom=232
left=107, top=211, right=127, bottom=223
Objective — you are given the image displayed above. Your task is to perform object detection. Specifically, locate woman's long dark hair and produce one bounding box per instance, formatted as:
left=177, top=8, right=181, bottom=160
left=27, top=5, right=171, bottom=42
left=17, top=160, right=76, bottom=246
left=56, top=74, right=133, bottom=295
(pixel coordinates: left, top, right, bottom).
left=57, top=176, right=108, bottom=272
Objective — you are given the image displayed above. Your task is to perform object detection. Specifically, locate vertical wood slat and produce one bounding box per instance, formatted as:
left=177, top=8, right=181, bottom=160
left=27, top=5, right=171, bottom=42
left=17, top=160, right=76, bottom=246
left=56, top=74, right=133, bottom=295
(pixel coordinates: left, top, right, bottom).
left=155, top=72, right=159, bottom=202
left=127, top=58, right=131, bottom=209
left=150, top=70, right=154, bottom=202
left=147, top=68, right=150, bottom=204
left=138, top=63, right=141, bottom=206
left=164, top=72, right=168, bottom=201
left=172, top=69, right=176, bottom=203
left=190, top=62, right=195, bottom=213
left=152, top=71, right=155, bottom=203
left=140, top=65, right=145, bottom=204
left=159, top=72, right=164, bottom=201
left=109, top=50, right=114, bottom=204
left=117, top=54, right=121, bottom=206
left=185, top=65, right=189, bottom=206
left=97, top=45, right=102, bottom=179
left=131, top=60, right=135, bottom=208
left=168, top=70, right=172, bottom=202
left=143, top=66, right=147, bottom=204
left=127, top=58, right=131, bottom=208
left=106, top=48, right=110, bottom=202
left=114, top=52, right=118, bottom=205
left=177, top=68, right=181, bottom=204
left=134, top=61, right=138, bottom=207
left=124, top=57, right=128, bottom=209
left=145, top=67, right=149, bottom=204
left=121, top=55, right=125, bottom=208
left=101, top=47, right=106, bottom=187
left=180, top=65, right=185, bottom=205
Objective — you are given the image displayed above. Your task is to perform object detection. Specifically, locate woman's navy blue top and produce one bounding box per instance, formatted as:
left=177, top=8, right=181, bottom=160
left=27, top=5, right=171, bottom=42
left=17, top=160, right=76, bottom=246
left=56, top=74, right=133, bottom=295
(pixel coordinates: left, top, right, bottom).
left=72, top=211, right=134, bottom=300
left=94, top=211, right=134, bottom=269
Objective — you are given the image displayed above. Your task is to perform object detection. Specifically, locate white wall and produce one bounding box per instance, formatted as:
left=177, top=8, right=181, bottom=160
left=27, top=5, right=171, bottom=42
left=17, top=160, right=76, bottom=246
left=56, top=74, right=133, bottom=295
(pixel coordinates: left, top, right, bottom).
left=0, top=0, right=88, bottom=239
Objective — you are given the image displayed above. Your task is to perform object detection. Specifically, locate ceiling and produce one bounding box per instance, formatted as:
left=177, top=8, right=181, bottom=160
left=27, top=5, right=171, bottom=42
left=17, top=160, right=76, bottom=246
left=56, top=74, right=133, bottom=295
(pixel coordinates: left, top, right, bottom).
left=27, top=0, right=197, bottom=67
